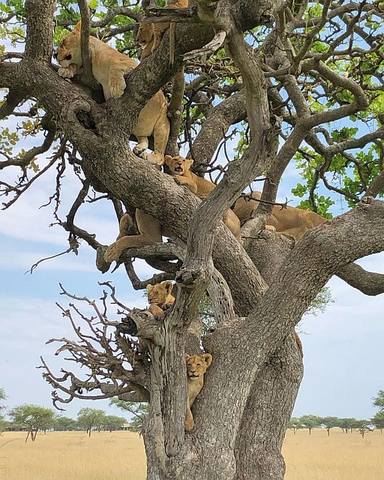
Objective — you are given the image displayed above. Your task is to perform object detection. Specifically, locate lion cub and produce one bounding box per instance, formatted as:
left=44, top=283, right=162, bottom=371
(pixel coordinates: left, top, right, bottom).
left=56, top=22, right=169, bottom=165
left=146, top=281, right=175, bottom=318
left=185, top=353, right=212, bottom=431
left=164, top=155, right=241, bottom=239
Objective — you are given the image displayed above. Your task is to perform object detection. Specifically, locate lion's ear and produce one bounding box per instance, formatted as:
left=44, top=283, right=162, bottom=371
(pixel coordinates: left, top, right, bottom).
left=74, top=21, right=82, bottom=32
left=163, top=281, right=173, bottom=294
left=185, top=355, right=191, bottom=362
left=164, top=155, right=173, bottom=166
left=185, top=158, right=194, bottom=170
left=202, top=353, right=212, bottom=367
left=146, top=284, right=154, bottom=295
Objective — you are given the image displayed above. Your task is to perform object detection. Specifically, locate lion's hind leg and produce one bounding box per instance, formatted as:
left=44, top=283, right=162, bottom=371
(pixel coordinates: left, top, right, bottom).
left=104, top=210, right=162, bottom=263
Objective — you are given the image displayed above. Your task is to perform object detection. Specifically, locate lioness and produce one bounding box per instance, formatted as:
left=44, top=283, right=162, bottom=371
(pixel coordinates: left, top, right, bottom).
left=56, top=22, right=170, bottom=165
left=137, top=0, right=189, bottom=60
left=146, top=281, right=175, bottom=318
left=233, top=192, right=326, bottom=240
left=185, top=353, right=212, bottom=431
left=164, top=155, right=241, bottom=240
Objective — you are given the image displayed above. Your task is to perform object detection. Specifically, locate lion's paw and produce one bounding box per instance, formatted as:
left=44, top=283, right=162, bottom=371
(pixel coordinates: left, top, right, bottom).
left=104, top=242, right=124, bottom=263
left=133, top=145, right=146, bottom=157
left=143, top=151, right=165, bottom=166
left=58, top=67, right=75, bottom=79
left=109, top=78, right=126, bottom=98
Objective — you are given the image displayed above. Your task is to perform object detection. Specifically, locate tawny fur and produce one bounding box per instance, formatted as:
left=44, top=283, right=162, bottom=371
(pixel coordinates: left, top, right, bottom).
left=146, top=281, right=175, bottom=318
left=185, top=353, right=212, bottom=431
left=233, top=191, right=327, bottom=240
left=57, top=22, right=169, bottom=166
left=164, top=155, right=241, bottom=240
left=137, top=0, right=189, bottom=60
left=104, top=211, right=163, bottom=264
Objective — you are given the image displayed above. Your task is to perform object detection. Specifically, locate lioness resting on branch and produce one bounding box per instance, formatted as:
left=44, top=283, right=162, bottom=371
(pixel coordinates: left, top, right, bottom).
left=56, top=22, right=169, bottom=166
left=185, top=353, right=213, bottom=431
left=233, top=192, right=326, bottom=241
left=164, top=155, right=241, bottom=240
left=146, top=281, right=175, bottom=318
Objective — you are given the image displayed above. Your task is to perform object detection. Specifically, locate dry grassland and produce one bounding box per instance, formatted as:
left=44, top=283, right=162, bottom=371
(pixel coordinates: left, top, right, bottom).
left=0, top=429, right=383, bottom=479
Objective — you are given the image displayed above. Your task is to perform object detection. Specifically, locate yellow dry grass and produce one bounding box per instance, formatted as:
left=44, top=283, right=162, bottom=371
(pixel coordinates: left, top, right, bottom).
left=0, top=429, right=383, bottom=479
left=283, top=429, right=384, bottom=480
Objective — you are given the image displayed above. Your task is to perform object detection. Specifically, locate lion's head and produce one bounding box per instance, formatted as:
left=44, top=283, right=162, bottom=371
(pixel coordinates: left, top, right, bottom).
left=136, top=23, right=153, bottom=48
left=56, top=22, right=82, bottom=68
left=186, top=354, right=212, bottom=379
left=164, top=155, right=193, bottom=176
left=146, top=281, right=174, bottom=306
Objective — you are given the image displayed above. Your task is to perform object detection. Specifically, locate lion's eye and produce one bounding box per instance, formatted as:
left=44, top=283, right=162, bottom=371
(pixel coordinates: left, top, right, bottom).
left=65, top=54, right=72, bottom=61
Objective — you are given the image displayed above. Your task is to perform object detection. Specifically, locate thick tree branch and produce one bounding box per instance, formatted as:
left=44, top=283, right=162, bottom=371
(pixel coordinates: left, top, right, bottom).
left=336, top=263, right=384, bottom=296
left=190, top=90, right=246, bottom=170
left=25, top=0, right=55, bottom=62
left=78, top=1, right=94, bottom=84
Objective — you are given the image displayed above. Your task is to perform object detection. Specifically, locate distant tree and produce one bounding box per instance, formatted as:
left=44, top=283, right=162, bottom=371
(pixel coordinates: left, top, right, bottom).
left=102, top=415, right=127, bottom=432
left=371, top=412, right=384, bottom=434
left=320, top=417, right=340, bottom=436
left=288, top=417, right=302, bottom=435
left=54, top=416, right=78, bottom=431
left=337, top=418, right=356, bottom=433
left=299, top=415, right=321, bottom=435
left=0, top=389, right=6, bottom=433
left=77, top=408, right=106, bottom=437
left=9, top=405, right=56, bottom=442
left=373, top=390, right=384, bottom=411
left=351, top=419, right=371, bottom=438
left=111, top=398, right=148, bottom=433
left=0, top=388, right=5, bottom=408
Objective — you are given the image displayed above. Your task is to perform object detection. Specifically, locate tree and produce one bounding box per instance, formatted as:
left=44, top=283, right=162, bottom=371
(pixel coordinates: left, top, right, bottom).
left=77, top=408, right=106, bottom=437
left=9, top=405, right=55, bottom=442
left=54, top=416, right=78, bottom=431
left=299, top=415, right=321, bottom=435
left=288, top=417, right=302, bottom=435
left=351, top=419, right=371, bottom=438
left=1, top=1, right=384, bottom=479
left=338, top=418, right=356, bottom=434
left=0, top=388, right=5, bottom=408
left=320, top=416, right=340, bottom=436
left=0, top=388, right=6, bottom=433
left=373, top=390, right=384, bottom=411
left=371, top=411, right=384, bottom=434
left=102, top=415, right=127, bottom=432
left=111, top=398, right=149, bottom=433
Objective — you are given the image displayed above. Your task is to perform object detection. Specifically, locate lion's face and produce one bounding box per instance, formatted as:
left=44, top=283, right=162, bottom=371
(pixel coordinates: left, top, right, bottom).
left=146, top=281, right=173, bottom=305
left=56, top=28, right=82, bottom=68
left=164, top=155, right=193, bottom=176
left=186, top=354, right=212, bottom=379
left=136, top=24, right=153, bottom=47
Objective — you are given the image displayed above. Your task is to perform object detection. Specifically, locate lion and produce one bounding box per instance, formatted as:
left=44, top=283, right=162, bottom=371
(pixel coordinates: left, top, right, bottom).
left=146, top=281, right=175, bottom=318
left=104, top=210, right=164, bottom=264
left=185, top=353, right=212, bottom=431
left=56, top=22, right=170, bottom=166
left=164, top=155, right=241, bottom=240
left=137, top=0, right=189, bottom=60
left=233, top=191, right=327, bottom=240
